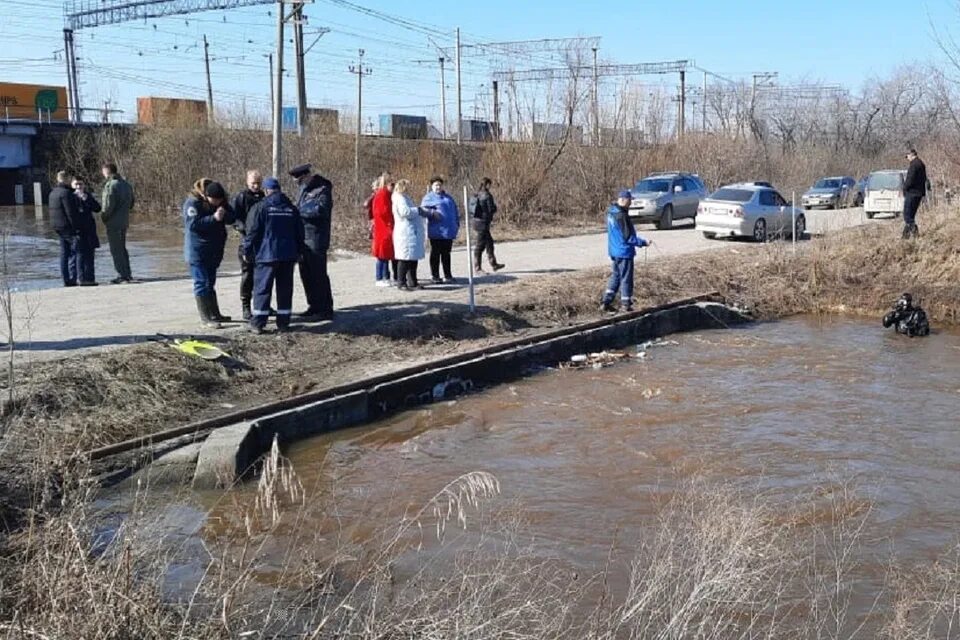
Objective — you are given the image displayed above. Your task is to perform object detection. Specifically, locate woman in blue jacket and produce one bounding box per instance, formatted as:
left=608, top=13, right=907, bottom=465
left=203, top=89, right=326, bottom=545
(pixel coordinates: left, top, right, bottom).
left=182, top=178, right=236, bottom=328
left=421, top=176, right=460, bottom=284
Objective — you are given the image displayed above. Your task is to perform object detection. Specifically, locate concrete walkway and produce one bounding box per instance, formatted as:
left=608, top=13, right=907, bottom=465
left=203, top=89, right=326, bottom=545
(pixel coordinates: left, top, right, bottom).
left=5, top=208, right=872, bottom=363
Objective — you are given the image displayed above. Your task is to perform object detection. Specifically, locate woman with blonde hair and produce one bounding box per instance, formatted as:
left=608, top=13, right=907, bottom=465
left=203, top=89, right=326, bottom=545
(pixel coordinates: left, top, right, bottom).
left=371, top=172, right=397, bottom=286
left=392, top=178, right=438, bottom=290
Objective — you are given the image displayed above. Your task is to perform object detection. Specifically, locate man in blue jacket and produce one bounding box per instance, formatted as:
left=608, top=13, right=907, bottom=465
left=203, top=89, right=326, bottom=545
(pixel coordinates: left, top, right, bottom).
left=243, top=177, right=305, bottom=333
left=182, top=179, right=236, bottom=328
left=289, top=163, right=334, bottom=321
left=601, top=190, right=650, bottom=314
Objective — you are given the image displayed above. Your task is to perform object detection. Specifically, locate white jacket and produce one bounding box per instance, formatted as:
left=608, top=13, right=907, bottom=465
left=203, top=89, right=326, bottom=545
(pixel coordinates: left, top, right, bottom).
left=392, top=192, right=427, bottom=261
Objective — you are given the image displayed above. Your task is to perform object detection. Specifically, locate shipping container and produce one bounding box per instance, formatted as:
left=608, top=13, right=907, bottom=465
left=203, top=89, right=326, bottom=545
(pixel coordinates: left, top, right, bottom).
left=598, top=127, right=645, bottom=147
left=379, top=114, right=428, bottom=139
left=458, top=119, right=500, bottom=142
left=282, top=107, right=340, bottom=133
left=137, top=96, right=207, bottom=126
left=521, top=122, right=582, bottom=145
left=0, top=83, right=69, bottom=121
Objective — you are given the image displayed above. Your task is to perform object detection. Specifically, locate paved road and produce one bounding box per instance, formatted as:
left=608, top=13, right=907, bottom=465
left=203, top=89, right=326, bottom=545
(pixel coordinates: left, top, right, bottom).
left=4, top=207, right=874, bottom=363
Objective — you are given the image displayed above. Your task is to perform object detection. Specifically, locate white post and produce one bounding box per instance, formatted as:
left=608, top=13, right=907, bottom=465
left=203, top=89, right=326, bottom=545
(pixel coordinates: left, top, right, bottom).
left=33, top=182, right=43, bottom=220
left=14, top=185, right=23, bottom=205
left=463, top=186, right=475, bottom=313
left=791, top=191, right=797, bottom=252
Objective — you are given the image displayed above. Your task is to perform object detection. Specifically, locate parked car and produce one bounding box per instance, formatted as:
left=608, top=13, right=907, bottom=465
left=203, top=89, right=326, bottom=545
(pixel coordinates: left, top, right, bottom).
left=801, top=176, right=857, bottom=209
left=696, top=183, right=806, bottom=242
left=627, top=172, right=708, bottom=230
left=863, top=170, right=906, bottom=219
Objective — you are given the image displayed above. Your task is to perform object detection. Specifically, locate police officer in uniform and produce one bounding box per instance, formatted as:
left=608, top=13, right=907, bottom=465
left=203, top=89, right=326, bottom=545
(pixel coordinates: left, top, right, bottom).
left=288, top=163, right=334, bottom=321
left=182, top=179, right=236, bottom=328
left=231, top=169, right=265, bottom=320
left=243, top=177, right=304, bottom=334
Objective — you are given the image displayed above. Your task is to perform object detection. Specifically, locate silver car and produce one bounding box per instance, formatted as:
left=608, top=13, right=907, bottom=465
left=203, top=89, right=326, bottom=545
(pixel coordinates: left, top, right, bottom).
left=628, top=172, right=708, bottom=230
left=801, top=176, right=857, bottom=209
left=696, top=183, right=806, bottom=242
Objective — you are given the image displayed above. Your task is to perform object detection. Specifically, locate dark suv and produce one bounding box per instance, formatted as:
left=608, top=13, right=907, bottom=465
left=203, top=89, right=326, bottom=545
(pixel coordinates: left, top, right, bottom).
left=627, top=172, right=708, bottom=230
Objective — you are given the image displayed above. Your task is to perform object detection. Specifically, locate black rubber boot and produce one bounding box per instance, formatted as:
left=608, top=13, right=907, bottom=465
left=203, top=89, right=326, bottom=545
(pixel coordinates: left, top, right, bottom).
left=196, top=296, right=221, bottom=329
left=210, top=291, right=232, bottom=322
left=241, top=299, right=252, bottom=321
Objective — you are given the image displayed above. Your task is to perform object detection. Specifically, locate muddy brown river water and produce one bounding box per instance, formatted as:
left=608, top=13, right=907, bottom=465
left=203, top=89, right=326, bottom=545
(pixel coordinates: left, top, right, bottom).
left=104, top=315, right=960, bottom=633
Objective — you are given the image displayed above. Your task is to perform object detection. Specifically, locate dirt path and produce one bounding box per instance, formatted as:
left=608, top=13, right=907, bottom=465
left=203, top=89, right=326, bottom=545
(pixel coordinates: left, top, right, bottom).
left=5, top=208, right=871, bottom=363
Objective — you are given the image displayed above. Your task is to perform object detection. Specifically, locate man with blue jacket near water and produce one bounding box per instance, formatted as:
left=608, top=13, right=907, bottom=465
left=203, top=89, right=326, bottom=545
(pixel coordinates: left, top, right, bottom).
left=243, top=177, right=305, bottom=334
left=601, top=190, right=650, bottom=314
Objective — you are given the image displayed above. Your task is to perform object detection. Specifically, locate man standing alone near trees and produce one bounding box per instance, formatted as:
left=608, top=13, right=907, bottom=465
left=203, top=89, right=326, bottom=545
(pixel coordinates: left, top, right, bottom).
left=100, top=162, right=135, bottom=283
left=231, top=169, right=265, bottom=320
left=902, top=148, right=927, bottom=239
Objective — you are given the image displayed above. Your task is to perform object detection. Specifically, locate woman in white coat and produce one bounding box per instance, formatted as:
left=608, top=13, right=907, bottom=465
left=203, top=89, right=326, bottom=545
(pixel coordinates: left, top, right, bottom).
left=392, top=179, right=439, bottom=290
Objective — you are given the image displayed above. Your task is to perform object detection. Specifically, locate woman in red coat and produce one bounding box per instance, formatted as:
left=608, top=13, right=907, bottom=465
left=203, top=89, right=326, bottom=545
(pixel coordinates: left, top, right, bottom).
left=371, top=172, right=397, bottom=286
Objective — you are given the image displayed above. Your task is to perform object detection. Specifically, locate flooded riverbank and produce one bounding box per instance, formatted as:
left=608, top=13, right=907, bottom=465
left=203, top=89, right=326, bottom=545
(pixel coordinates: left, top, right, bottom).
left=97, top=315, right=960, bottom=636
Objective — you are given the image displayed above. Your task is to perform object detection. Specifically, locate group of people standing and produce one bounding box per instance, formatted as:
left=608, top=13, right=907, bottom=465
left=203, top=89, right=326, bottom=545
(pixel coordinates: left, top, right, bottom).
left=49, top=162, right=135, bottom=287
left=365, top=175, right=505, bottom=289
left=181, top=163, right=334, bottom=332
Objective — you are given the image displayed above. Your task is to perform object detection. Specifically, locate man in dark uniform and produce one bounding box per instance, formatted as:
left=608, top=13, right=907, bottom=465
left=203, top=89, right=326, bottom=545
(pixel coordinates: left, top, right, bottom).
left=72, top=177, right=102, bottom=286
left=288, top=163, right=334, bottom=321
left=243, top=177, right=304, bottom=334
left=49, top=170, right=81, bottom=287
left=231, top=169, right=265, bottom=320
left=902, top=148, right=927, bottom=239
left=471, top=177, right=506, bottom=274
left=882, top=293, right=930, bottom=337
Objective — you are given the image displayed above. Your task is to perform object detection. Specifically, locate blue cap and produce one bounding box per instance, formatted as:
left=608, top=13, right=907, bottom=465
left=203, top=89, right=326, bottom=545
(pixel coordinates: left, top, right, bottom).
left=263, top=177, right=280, bottom=190
left=288, top=163, right=312, bottom=178
left=618, top=189, right=633, bottom=199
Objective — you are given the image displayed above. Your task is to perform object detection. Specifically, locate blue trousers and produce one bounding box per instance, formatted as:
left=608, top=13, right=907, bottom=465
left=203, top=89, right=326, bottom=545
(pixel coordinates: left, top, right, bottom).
left=58, top=232, right=79, bottom=286
left=375, top=258, right=390, bottom=281
left=602, top=257, right=634, bottom=306
left=252, top=261, right=295, bottom=329
left=190, top=262, right=218, bottom=297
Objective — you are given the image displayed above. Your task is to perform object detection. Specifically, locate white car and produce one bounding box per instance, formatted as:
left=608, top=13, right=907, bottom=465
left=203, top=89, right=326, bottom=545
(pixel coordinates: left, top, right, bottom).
left=696, top=184, right=806, bottom=242
left=864, top=170, right=907, bottom=219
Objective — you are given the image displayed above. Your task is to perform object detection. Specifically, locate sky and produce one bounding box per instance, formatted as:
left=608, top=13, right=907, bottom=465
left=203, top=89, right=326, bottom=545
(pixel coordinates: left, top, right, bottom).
left=0, top=0, right=956, bottom=127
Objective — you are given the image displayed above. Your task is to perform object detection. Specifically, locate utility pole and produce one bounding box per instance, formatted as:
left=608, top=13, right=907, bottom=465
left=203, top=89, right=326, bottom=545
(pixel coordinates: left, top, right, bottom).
left=265, top=52, right=274, bottom=123
left=349, top=49, right=371, bottom=204
left=456, top=27, right=462, bottom=145
left=63, top=29, right=75, bottom=122
left=702, top=70, right=707, bottom=132
left=63, top=28, right=81, bottom=122
left=592, top=46, right=599, bottom=146
left=439, top=56, right=447, bottom=139
left=271, top=0, right=284, bottom=178
left=293, top=1, right=306, bottom=136
left=203, top=34, right=214, bottom=125
left=492, top=79, right=500, bottom=140
left=678, top=69, right=686, bottom=138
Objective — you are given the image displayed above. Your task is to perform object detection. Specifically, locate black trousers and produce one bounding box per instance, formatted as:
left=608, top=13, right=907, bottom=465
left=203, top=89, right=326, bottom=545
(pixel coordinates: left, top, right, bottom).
left=429, top=238, right=454, bottom=279
left=396, top=260, right=419, bottom=287
left=299, top=248, right=333, bottom=314
left=903, top=194, right=923, bottom=236
left=472, top=221, right=495, bottom=267
left=238, top=244, right=254, bottom=303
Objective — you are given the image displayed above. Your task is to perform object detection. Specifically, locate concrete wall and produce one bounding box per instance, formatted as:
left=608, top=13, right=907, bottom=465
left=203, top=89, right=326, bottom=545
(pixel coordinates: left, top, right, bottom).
left=191, top=301, right=749, bottom=489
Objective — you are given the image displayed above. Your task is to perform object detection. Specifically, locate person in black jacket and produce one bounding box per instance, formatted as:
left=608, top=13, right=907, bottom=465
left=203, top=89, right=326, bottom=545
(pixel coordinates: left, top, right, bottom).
left=289, top=163, right=334, bottom=321
left=470, top=177, right=505, bottom=274
left=71, top=177, right=102, bottom=286
left=902, top=149, right=927, bottom=239
left=231, top=169, right=265, bottom=320
left=48, top=171, right=81, bottom=287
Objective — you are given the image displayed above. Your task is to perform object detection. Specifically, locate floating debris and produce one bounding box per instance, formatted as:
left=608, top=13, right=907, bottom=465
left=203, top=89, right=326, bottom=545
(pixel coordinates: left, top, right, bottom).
left=562, top=351, right=630, bottom=370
